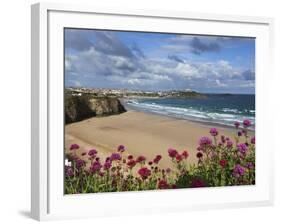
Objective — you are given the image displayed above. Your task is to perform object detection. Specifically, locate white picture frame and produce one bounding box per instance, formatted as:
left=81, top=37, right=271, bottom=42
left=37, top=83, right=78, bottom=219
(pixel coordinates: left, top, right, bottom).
left=31, top=2, right=274, bottom=221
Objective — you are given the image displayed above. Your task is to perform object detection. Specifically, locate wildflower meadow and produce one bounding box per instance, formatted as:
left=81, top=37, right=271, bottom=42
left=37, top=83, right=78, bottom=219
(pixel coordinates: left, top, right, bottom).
left=65, top=120, right=255, bottom=194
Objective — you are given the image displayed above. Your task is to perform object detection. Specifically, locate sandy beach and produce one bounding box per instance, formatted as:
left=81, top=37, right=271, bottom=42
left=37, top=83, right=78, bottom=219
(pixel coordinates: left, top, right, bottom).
left=65, top=110, right=251, bottom=168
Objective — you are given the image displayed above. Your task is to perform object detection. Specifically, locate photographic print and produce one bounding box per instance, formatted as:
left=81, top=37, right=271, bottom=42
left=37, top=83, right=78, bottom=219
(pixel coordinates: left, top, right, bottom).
left=64, top=28, right=255, bottom=194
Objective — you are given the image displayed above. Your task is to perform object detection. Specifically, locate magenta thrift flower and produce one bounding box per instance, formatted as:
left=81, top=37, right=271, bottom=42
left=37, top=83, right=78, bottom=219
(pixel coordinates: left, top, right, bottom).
left=99, top=171, right=105, bottom=177
left=234, top=121, right=240, bottom=128
left=168, top=148, right=178, bottom=158
left=117, top=145, right=125, bottom=152
left=153, top=155, right=162, bottom=164
left=246, top=162, right=254, bottom=169
left=70, top=144, right=79, bottom=150
left=219, top=159, right=228, bottom=168
left=127, top=159, right=136, bottom=169
left=209, top=128, right=218, bottom=136
left=182, top=150, right=189, bottom=159
left=237, top=131, right=242, bottom=137
left=103, top=161, right=112, bottom=170
left=75, top=159, right=85, bottom=169
left=237, top=143, right=248, bottom=154
left=199, top=136, right=212, bottom=147
left=191, top=178, right=206, bottom=188
left=138, top=167, right=151, bottom=179
left=88, top=149, right=97, bottom=157
left=251, top=136, right=255, bottom=144
left=226, top=140, right=233, bottom=149
left=90, top=161, right=102, bottom=173
left=233, top=164, right=245, bottom=178
left=243, top=119, right=251, bottom=127
left=65, top=166, right=74, bottom=177
left=136, top=155, right=146, bottom=163
left=176, top=154, right=183, bottom=162
left=127, top=155, right=133, bottom=160
left=110, top=152, right=122, bottom=161
left=158, top=179, right=169, bottom=189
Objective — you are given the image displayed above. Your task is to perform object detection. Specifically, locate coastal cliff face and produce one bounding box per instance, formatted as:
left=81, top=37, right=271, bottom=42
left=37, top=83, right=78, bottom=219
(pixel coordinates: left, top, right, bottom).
left=65, top=95, right=126, bottom=124
left=89, top=98, right=126, bottom=116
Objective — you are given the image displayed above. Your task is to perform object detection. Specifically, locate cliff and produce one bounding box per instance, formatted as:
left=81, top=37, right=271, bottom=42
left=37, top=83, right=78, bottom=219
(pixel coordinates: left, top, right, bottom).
left=65, top=95, right=126, bottom=124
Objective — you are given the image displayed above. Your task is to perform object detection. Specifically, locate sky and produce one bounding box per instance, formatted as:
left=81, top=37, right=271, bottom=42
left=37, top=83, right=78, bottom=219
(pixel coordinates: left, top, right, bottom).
left=65, top=28, right=255, bottom=94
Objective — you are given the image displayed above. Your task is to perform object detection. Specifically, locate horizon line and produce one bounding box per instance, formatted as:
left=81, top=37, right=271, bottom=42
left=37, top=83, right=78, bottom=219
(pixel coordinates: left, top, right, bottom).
left=65, top=86, right=255, bottom=95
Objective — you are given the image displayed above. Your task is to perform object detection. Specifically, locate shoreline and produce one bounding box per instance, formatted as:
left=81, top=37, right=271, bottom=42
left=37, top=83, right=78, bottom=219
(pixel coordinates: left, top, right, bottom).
left=121, top=98, right=255, bottom=132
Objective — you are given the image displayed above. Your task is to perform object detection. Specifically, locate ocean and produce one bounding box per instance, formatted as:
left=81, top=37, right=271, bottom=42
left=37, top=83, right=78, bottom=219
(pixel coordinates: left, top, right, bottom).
left=125, top=94, right=255, bottom=130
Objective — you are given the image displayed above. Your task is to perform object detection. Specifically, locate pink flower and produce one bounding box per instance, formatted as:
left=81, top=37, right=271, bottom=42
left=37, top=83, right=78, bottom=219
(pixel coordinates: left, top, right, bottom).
left=90, top=161, right=102, bottom=173
left=136, top=155, right=146, bottom=163
left=246, top=162, right=254, bottom=169
left=182, top=150, right=189, bottom=159
left=209, top=128, right=218, bottom=136
left=219, top=159, right=228, bottom=168
left=237, top=143, right=248, bottom=154
left=88, top=149, right=97, bottom=157
left=168, top=148, right=178, bottom=158
left=110, top=153, right=122, bottom=161
left=226, top=140, right=233, bottom=148
left=176, top=154, right=183, bottom=162
left=233, top=164, right=245, bottom=178
left=251, top=136, right=255, bottom=144
left=99, top=171, right=105, bottom=177
left=127, top=155, right=133, bottom=160
left=103, top=161, right=112, bottom=170
left=158, top=179, right=169, bottom=189
left=234, top=121, right=240, bottom=128
left=75, top=159, right=85, bottom=169
left=153, top=155, right=162, bottom=164
left=127, top=159, right=136, bottom=169
left=117, top=145, right=125, bottom=152
left=65, top=166, right=74, bottom=177
left=243, top=119, right=251, bottom=127
left=138, top=167, right=151, bottom=180
left=199, top=136, right=212, bottom=147
left=70, top=144, right=79, bottom=150
left=191, top=178, right=206, bottom=188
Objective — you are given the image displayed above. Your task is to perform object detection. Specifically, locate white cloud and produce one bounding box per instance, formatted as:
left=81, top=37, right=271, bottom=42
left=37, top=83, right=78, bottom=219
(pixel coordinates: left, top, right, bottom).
left=65, top=42, right=252, bottom=91
left=216, top=79, right=227, bottom=87
left=67, top=46, right=249, bottom=88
